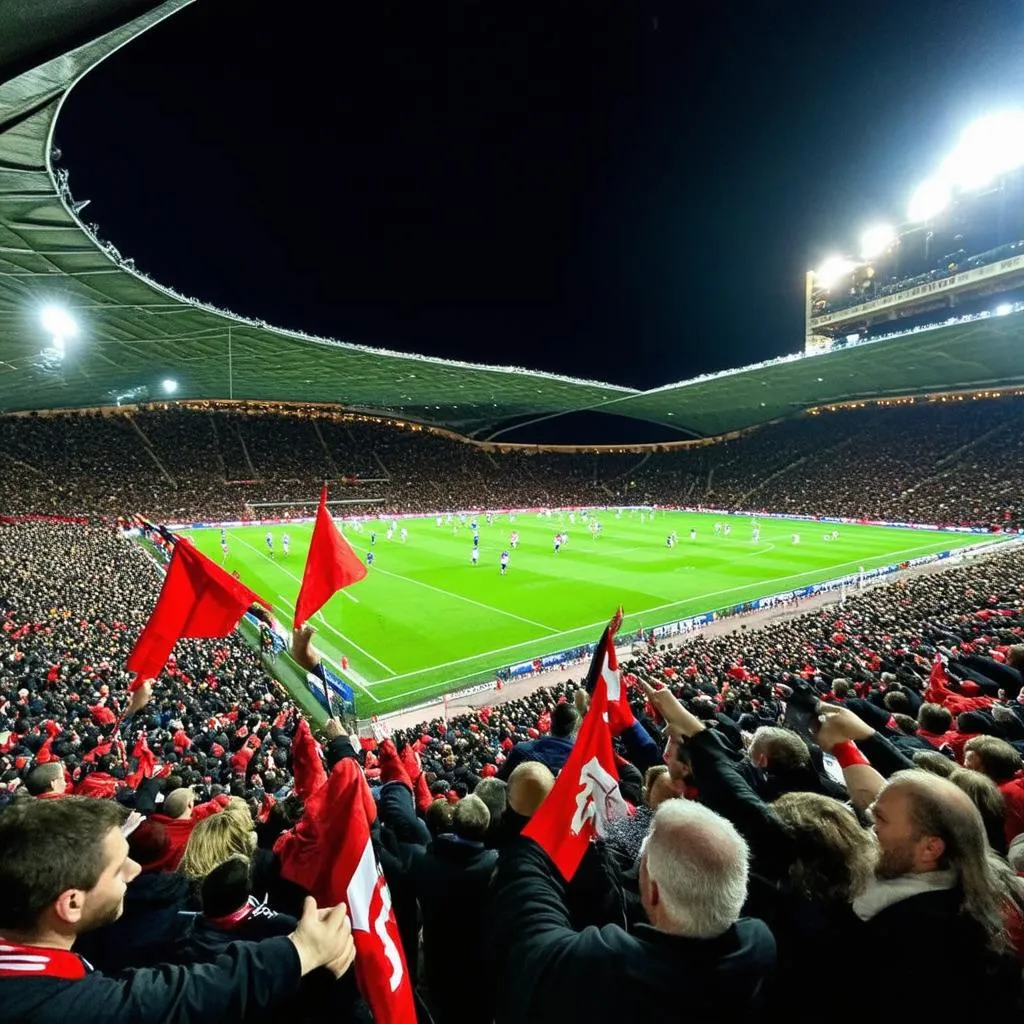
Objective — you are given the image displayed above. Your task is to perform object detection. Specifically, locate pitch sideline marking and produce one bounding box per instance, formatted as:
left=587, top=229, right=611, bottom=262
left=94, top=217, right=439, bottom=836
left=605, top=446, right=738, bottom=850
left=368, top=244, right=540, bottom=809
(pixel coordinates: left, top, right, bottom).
left=273, top=595, right=382, bottom=703
left=230, top=534, right=395, bottom=678
left=361, top=536, right=992, bottom=689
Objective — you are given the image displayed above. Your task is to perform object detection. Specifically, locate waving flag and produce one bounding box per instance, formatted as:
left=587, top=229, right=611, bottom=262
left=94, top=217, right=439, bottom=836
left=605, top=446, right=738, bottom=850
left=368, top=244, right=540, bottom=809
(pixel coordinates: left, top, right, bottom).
left=293, top=487, right=367, bottom=629
left=583, top=607, right=635, bottom=735
left=525, top=612, right=629, bottom=880
left=126, top=537, right=268, bottom=688
left=275, top=755, right=416, bottom=1024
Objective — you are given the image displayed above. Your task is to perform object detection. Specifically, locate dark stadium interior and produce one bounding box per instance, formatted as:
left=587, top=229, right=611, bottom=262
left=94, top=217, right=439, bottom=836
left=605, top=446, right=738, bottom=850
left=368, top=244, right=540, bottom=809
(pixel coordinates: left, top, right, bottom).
left=3, top=4, right=1024, bottom=1024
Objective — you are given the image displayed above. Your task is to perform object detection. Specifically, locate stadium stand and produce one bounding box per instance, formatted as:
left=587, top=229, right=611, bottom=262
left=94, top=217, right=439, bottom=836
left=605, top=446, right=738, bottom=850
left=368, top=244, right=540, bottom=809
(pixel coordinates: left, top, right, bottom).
left=5, top=5, right=1024, bottom=1021
left=3, top=409, right=1024, bottom=1020
left=1, top=397, right=1021, bottom=526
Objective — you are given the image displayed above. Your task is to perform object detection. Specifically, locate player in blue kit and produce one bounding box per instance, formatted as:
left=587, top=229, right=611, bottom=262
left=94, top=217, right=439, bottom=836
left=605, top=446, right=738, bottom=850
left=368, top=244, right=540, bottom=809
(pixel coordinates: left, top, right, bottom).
left=264, top=531, right=274, bottom=558
left=500, top=550, right=510, bottom=575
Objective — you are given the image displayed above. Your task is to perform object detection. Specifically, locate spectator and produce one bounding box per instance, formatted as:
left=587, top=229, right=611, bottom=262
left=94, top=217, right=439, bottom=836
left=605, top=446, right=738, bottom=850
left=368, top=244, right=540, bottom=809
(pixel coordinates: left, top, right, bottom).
left=25, top=762, right=67, bottom=798
left=147, top=789, right=230, bottom=873
left=498, top=702, right=578, bottom=779
left=489, top=800, right=775, bottom=1023
left=413, top=795, right=498, bottom=1024
left=0, top=797, right=356, bottom=1024
left=473, top=775, right=508, bottom=847
left=964, top=735, right=1024, bottom=843
left=178, top=810, right=258, bottom=890
left=854, top=770, right=1022, bottom=1014
left=604, top=763, right=676, bottom=864
left=501, top=762, right=554, bottom=843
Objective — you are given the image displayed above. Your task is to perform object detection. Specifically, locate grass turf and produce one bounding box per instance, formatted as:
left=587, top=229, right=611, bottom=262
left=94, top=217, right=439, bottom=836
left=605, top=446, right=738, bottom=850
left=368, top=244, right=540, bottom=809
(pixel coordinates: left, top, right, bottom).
left=182, top=511, right=1005, bottom=716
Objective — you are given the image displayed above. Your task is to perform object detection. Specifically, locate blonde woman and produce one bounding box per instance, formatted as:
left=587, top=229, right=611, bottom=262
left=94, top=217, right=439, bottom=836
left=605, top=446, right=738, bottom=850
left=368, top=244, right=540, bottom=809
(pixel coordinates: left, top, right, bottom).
left=178, top=808, right=257, bottom=891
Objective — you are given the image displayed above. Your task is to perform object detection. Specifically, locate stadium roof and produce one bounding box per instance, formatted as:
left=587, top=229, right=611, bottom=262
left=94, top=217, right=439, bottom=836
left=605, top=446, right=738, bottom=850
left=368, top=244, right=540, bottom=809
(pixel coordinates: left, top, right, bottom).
left=2, top=1, right=1023, bottom=441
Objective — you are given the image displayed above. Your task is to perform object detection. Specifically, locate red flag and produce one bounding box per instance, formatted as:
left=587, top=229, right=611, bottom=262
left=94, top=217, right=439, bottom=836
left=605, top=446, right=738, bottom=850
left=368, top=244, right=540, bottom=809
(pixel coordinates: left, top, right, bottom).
left=126, top=734, right=156, bottom=789
left=275, top=758, right=416, bottom=1024
left=290, top=719, right=327, bottom=802
left=524, top=659, right=629, bottom=881
left=583, top=608, right=635, bottom=735
left=293, top=487, right=367, bottom=629
left=126, top=538, right=268, bottom=688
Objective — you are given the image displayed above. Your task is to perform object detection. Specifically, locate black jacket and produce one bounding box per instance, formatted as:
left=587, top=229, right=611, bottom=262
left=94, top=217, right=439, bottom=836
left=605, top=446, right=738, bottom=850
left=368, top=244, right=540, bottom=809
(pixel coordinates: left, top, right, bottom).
left=0, top=936, right=302, bottom=1024
left=686, top=729, right=865, bottom=1013
left=175, top=901, right=296, bottom=964
left=413, top=835, right=498, bottom=1024
left=73, top=870, right=192, bottom=972
left=489, top=838, right=775, bottom=1024
left=856, top=886, right=1020, bottom=1016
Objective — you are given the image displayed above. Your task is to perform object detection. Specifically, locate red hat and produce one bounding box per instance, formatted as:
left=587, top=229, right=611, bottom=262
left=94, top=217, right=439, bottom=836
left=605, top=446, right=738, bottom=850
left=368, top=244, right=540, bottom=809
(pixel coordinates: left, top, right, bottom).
left=481, top=763, right=497, bottom=778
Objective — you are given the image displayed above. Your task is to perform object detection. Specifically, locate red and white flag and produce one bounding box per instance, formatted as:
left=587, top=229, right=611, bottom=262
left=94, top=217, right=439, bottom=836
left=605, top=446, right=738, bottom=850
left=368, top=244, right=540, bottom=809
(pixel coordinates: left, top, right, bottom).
left=523, top=612, right=629, bottom=880
left=275, top=756, right=416, bottom=1024
left=583, top=607, right=636, bottom=735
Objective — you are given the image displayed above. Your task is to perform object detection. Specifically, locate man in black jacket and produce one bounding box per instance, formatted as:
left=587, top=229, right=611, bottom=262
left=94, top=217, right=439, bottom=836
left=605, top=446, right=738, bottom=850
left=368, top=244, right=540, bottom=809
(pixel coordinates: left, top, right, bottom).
left=489, top=799, right=775, bottom=1023
left=0, top=796, right=355, bottom=1024
left=849, top=769, right=1023, bottom=1015
left=414, top=794, right=498, bottom=1024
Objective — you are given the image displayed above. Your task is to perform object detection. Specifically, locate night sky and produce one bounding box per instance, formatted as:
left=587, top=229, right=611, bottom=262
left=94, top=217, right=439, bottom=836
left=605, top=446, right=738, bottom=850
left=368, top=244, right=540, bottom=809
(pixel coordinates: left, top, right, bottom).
left=56, top=0, right=1024, bottom=392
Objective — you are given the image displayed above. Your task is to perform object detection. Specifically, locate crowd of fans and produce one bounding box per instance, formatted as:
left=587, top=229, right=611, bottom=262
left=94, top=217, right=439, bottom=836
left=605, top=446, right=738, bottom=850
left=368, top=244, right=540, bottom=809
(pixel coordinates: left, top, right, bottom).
left=3, top=405, right=1024, bottom=1020
left=0, top=397, right=1021, bottom=527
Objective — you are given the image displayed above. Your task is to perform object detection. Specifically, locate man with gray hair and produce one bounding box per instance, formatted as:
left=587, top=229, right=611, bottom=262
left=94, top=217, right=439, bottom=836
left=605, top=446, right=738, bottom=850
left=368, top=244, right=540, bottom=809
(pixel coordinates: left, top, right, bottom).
left=413, top=795, right=498, bottom=1024
left=489, top=800, right=775, bottom=1023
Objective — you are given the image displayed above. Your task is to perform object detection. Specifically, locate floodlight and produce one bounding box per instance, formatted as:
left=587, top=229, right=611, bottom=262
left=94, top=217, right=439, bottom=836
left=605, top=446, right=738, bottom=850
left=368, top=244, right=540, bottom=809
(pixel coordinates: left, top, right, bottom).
left=40, top=306, right=77, bottom=339
left=996, top=303, right=1013, bottom=316
left=907, top=178, right=950, bottom=222
left=814, top=256, right=856, bottom=289
left=942, top=111, right=1024, bottom=191
left=162, top=378, right=178, bottom=394
left=859, top=224, right=895, bottom=260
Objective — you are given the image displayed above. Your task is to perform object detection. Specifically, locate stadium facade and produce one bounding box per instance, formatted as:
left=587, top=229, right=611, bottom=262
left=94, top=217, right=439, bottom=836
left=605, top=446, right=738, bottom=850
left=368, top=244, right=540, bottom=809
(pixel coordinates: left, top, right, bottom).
left=1, top=0, right=1023, bottom=445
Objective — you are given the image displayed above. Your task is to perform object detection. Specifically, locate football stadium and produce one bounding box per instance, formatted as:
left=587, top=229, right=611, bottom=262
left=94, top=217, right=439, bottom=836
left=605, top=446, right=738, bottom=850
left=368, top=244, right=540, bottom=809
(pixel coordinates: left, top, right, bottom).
left=2, top=3, right=1024, bottom=1022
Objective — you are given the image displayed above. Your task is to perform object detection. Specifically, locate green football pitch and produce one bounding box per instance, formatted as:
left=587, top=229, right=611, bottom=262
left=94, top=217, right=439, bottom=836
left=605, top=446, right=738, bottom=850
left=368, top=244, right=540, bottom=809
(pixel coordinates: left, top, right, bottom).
left=182, top=511, right=1005, bottom=716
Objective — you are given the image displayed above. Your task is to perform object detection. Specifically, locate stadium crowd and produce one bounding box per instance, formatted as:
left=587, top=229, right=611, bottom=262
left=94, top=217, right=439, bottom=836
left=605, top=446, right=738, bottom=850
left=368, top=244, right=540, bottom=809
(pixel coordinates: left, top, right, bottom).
left=3, top=490, right=1024, bottom=1018
left=0, top=397, right=1021, bottom=526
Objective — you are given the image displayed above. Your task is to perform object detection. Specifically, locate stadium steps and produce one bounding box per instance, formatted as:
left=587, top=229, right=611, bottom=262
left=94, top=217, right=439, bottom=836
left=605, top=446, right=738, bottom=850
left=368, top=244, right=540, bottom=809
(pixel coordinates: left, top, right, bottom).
left=0, top=452, right=43, bottom=477
left=609, top=450, right=654, bottom=483
left=371, top=450, right=391, bottom=481
left=311, top=420, right=340, bottom=477
left=735, top=436, right=857, bottom=506
left=933, top=420, right=1018, bottom=471
left=207, top=414, right=230, bottom=480
left=900, top=419, right=1019, bottom=497
left=126, top=415, right=175, bottom=487
left=235, top=424, right=260, bottom=479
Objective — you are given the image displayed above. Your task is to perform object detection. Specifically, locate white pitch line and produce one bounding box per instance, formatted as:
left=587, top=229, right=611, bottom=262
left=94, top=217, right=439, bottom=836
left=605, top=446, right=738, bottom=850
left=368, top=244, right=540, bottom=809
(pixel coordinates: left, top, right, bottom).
left=345, top=539, right=561, bottom=634
left=231, top=534, right=394, bottom=677
left=273, top=595, right=382, bottom=702
left=361, top=536, right=983, bottom=687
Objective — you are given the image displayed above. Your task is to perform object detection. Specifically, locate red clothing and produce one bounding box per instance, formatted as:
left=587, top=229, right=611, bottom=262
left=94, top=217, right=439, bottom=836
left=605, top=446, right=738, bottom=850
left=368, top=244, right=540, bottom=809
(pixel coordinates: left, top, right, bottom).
left=146, top=794, right=229, bottom=872
left=999, top=775, right=1024, bottom=846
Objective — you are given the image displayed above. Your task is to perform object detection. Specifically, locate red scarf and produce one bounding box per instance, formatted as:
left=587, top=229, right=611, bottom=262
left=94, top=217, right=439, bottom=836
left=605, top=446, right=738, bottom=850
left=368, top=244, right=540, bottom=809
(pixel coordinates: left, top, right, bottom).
left=0, top=941, right=88, bottom=979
